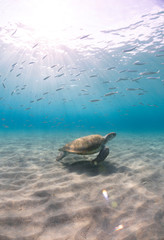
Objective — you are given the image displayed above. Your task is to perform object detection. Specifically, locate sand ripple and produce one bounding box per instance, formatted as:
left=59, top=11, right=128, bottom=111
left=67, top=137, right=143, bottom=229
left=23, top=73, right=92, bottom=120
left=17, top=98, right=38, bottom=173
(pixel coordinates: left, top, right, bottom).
left=0, top=133, right=164, bottom=239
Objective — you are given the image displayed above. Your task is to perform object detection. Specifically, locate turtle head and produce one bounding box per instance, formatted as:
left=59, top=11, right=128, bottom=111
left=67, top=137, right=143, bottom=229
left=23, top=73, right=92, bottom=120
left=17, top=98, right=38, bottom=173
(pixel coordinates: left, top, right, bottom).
left=104, top=132, right=116, bottom=144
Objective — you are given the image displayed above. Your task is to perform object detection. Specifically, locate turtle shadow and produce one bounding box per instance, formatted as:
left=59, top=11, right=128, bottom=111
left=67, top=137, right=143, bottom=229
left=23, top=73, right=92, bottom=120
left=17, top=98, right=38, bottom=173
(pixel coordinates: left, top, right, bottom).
left=61, top=160, right=131, bottom=177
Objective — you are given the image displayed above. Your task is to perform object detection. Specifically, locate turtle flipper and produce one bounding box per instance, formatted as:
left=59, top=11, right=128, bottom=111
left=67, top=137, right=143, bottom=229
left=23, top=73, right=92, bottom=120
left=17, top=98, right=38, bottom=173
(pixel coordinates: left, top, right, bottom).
left=56, top=151, right=67, bottom=161
left=92, top=147, right=109, bottom=165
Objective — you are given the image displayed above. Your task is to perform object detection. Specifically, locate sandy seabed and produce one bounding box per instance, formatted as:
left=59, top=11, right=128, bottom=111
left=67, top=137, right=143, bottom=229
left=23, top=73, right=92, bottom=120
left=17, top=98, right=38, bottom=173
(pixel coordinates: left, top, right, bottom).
left=0, top=132, right=164, bottom=240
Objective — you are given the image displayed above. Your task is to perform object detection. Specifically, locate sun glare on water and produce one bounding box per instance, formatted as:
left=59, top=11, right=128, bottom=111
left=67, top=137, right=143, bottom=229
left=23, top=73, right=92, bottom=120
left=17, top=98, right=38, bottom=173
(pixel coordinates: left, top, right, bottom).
left=26, top=0, right=75, bottom=41
left=1, top=0, right=163, bottom=50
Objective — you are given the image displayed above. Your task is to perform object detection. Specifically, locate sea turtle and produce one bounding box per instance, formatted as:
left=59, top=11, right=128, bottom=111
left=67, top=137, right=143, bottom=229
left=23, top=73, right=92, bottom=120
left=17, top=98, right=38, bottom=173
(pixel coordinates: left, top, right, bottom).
left=56, top=132, right=116, bottom=164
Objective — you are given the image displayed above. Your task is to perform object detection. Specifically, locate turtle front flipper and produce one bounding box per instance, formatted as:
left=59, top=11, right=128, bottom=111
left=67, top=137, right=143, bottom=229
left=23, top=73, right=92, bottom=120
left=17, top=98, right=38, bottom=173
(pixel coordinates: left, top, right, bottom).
left=92, top=147, right=109, bottom=165
left=56, top=151, right=67, bottom=161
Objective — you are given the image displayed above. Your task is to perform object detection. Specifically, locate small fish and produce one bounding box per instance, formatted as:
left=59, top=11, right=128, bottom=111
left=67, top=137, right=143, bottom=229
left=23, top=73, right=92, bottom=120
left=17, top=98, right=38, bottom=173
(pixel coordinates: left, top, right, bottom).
left=29, top=61, right=35, bottom=64
left=90, top=74, right=97, bottom=78
left=36, top=98, right=43, bottom=101
left=119, top=70, right=126, bottom=73
left=55, top=73, right=64, bottom=78
left=42, top=55, right=47, bottom=60
left=133, top=61, right=145, bottom=65
left=81, top=89, right=88, bottom=92
left=101, top=30, right=111, bottom=34
left=30, top=100, right=35, bottom=103
left=25, top=107, right=31, bottom=110
left=80, top=34, right=90, bottom=39
left=147, top=104, right=158, bottom=107
left=2, top=83, right=5, bottom=88
left=155, top=54, right=164, bottom=57
left=131, top=77, right=141, bottom=82
left=150, top=16, right=160, bottom=20
left=90, top=99, right=100, bottom=102
left=16, top=73, right=21, bottom=77
left=56, top=87, right=64, bottom=91
left=104, top=91, right=118, bottom=96
left=32, top=43, right=38, bottom=48
left=3, top=125, right=9, bottom=128
left=51, top=64, right=56, bottom=68
left=127, top=70, right=138, bottom=72
left=58, top=66, right=64, bottom=72
left=123, top=47, right=136, bottom=52
left=146, top=77, right=160, bottom=79
left=43, top=76, right=51, bottom=80
left=126, top=88, right=142, bottom=91
left=11, top=29, right=17, bottom=36
left=140, top=70, right=160, bottom=75
left=43, top=92, right=49, bottom=95
left=75, top=73, right=81, bottom=77
left=12, top=62, right=17, bottom=67
left=107, top=67, right=115, bottom=70
left=116, top=78, right=129, bottom=82
left=153, top=104, right=158, bottom=107
left=103, top=81, right=110, bottom=83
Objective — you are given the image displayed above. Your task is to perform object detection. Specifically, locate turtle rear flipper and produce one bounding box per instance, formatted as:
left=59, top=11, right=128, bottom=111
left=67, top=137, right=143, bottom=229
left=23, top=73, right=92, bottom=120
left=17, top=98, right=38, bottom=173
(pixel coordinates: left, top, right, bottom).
left=56, top=151, right=67, bottom=161
left=92, top=147, right=109, bottom=165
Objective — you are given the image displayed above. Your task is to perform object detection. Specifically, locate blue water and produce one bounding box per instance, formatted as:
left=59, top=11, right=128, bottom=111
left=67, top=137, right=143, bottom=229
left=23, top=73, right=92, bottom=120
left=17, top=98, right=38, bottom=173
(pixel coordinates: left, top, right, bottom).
left=0, top=6, right=164, bottom=240
left=0, top=11, right=164, bottom=135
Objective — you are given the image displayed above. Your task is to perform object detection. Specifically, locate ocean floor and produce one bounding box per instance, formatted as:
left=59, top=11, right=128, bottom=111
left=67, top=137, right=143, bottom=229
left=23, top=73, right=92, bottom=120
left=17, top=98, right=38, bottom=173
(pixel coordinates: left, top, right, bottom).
left=0, top=131, right=164, bottom=240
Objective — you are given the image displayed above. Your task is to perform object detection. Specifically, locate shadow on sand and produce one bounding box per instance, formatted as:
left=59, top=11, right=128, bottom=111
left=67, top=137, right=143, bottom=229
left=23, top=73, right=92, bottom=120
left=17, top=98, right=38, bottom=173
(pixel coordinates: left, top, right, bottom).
left=60, top=160, right=131, bottom=177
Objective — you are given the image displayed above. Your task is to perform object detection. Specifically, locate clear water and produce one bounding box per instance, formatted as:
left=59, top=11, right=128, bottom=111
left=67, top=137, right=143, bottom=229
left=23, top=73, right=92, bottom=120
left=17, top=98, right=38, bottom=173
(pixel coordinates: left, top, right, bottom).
left=0, top=1, right=164, bottom=240
left=0, top=8, right=164, bottom=133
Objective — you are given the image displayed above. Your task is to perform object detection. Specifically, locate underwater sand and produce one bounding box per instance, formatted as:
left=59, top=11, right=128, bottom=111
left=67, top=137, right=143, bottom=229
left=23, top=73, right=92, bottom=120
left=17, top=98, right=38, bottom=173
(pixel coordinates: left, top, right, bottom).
left=0, top=132, right=164, bottom=240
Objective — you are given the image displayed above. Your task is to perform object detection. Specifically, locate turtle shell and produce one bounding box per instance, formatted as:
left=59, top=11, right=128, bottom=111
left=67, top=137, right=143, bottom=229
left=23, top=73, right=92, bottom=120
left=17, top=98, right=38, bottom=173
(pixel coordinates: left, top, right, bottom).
left=59, top=134, right=105, bottom=155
